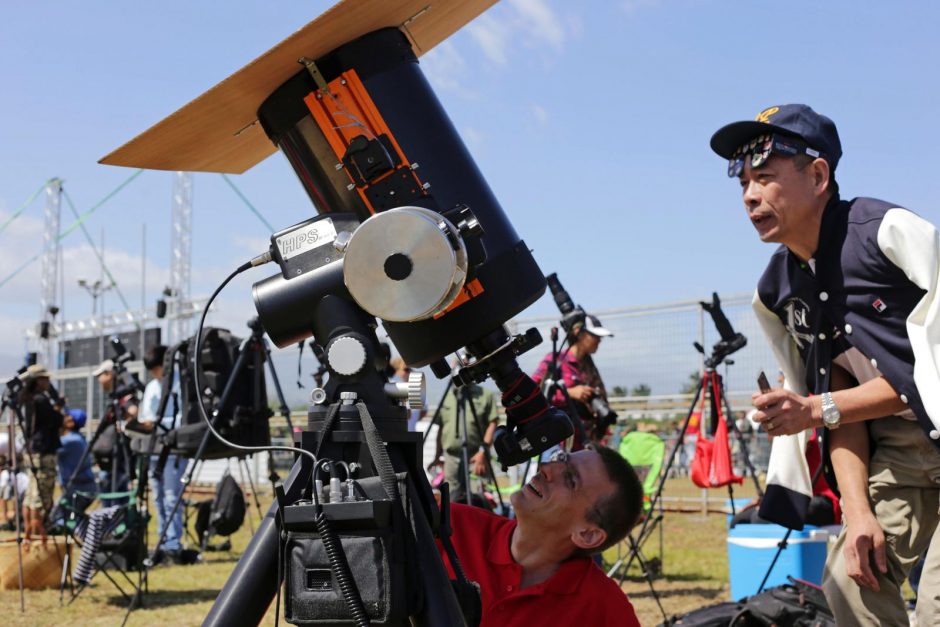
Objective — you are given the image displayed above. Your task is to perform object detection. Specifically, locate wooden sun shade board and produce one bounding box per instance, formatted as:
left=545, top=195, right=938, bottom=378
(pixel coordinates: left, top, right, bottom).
left=99, top=0, right=498, bottom=174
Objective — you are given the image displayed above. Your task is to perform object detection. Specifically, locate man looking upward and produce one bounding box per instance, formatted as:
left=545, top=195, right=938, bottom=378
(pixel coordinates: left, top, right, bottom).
left=440, top=445, right=643, bottom=626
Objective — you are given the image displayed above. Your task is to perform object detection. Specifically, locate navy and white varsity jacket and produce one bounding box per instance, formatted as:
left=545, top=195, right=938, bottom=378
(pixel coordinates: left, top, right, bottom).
left=752, top=195, right=940, bottom=529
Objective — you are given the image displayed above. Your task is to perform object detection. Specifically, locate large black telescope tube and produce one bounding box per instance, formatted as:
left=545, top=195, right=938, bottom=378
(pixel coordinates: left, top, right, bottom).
left=257, top=28, right=545, bottom=367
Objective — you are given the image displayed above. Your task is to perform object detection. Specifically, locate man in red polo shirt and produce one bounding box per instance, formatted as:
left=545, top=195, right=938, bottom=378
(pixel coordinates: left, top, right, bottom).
left=440, top=444, right=643, bottom=626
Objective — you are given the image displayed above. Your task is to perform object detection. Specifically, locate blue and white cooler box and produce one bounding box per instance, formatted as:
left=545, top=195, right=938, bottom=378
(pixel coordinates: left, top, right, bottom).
left=727, top=524, right=830, bottom=600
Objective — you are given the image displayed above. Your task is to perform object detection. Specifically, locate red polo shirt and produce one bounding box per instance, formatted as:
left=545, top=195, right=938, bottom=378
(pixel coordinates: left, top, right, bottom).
left=439, top=504, right=640, bottom=627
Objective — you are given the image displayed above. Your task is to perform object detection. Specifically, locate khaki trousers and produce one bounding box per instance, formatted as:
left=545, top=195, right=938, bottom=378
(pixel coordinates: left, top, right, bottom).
left=822, top=416, right=940, bottom=626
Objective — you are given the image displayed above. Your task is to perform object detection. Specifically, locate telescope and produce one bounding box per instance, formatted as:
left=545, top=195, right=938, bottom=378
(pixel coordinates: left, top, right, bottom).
left=101, top=2, right=572, bottom=625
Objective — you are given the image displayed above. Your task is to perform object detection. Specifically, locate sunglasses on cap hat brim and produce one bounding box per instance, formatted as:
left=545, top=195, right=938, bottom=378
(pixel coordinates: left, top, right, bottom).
left=727, top=133, right=822, bottom=178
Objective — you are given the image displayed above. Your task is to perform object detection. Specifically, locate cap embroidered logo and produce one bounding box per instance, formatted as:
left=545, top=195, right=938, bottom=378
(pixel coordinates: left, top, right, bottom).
left=755, top=106, right=780, bottom=123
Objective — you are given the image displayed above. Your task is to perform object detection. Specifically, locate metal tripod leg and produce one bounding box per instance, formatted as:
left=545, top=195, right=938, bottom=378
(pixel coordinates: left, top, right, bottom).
left=627, top=533, right=668, bottom=622
left=464, top=388, right=505, bottom=513
left=620, top=376, right=705, bottom=577
left=456, top=388, right=473, bottom=505
left=716, top=371, right=764, bottom=499
left=262, top=337, right=295, bottom=494
left=238, top=456, right=265, bottom=532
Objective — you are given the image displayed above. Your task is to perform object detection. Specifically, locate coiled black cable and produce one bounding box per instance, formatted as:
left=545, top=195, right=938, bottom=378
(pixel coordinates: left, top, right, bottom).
left=315, top=511, right=370, bottom=627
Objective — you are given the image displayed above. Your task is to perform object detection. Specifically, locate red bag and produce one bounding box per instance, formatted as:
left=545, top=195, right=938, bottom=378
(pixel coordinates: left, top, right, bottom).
left=690, top=375, right=743, bottom=488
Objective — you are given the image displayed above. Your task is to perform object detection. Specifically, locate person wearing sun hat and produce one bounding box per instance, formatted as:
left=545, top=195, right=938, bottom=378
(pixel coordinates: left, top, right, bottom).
left=711, top=103, right=940, bottom=624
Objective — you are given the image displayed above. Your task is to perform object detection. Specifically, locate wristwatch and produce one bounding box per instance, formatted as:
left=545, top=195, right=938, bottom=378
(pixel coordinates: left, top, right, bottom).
left=820, top=392, right=841, bottom=430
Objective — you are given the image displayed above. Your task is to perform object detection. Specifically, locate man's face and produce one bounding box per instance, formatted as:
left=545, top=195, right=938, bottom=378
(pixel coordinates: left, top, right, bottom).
left=511, top=449, right=615, bottom=546
left=97, top=371, right=113, bottom=391
left=738, top=154, right=820, bottom=246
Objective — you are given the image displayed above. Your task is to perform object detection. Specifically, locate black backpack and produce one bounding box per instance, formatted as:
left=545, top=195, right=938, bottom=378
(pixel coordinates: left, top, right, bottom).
left=195, top=472, right=246, bottom=548
left=660, top=578, right=835, bottom=627
left=736, top=578, right=835, bottom=627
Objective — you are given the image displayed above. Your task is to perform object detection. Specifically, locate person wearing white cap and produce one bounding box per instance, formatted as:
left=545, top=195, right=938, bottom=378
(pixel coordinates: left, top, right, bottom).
left=92, top=358, right=138, bottom=506
left=91, top=358, right=114, bottom=378
left=531, top=314, right=615, bottom=451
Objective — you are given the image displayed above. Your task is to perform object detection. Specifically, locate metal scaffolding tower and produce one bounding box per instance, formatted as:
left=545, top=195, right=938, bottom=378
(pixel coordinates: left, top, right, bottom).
left=39, top=178, right=63, bottom=367
left=168, top=172, right=193, bottom=345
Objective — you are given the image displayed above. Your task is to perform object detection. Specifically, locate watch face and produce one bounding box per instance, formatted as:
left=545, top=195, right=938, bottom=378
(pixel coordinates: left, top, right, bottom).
left=822, top=395, right=841, bottom=427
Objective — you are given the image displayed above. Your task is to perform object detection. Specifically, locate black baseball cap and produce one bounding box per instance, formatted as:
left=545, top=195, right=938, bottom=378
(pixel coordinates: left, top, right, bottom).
left=710, top=104, right=842, bottom=172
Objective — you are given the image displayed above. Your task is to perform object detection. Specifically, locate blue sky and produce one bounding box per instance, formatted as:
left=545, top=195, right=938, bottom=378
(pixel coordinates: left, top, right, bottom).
left=2, top=0, right=939, bottom=402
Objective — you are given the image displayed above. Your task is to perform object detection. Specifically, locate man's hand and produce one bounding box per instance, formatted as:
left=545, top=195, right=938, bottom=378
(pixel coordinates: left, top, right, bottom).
left=751, top=389, right=819, bottom=436
left=843, top=511, right=888, bottom=591
left=568, top=385, right=595, bottom=402
left=470, top=450, right=487, bottom=476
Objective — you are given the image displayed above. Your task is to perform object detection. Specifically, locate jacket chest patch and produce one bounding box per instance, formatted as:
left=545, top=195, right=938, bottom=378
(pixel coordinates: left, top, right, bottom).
left=782, top=298, right=814, bottom=349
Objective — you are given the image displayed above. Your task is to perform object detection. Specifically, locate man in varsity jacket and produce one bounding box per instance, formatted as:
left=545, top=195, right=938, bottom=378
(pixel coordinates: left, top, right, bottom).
left=710, top=103, right=940, bottom=625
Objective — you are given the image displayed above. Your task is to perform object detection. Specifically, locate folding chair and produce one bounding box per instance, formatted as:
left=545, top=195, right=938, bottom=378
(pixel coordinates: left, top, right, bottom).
left=58, top=486, right=150, bottom=624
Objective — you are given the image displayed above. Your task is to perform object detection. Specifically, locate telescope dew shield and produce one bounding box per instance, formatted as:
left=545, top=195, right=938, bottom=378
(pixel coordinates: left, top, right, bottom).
left=257, top=28, right=545, bottom=366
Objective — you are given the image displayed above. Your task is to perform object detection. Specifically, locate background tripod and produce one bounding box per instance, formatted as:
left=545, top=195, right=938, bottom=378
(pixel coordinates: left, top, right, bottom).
left=146, top=317, right=292, bottom=567
left=424, top=372, right=505, bottom=513
left=608, top=294, right=764, bottom=590
left=2, top=384, right=29, bottom=613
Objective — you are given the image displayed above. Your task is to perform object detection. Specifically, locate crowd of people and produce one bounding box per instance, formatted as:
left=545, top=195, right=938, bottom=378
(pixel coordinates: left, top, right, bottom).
left=0, top=345, right=188, bottom=565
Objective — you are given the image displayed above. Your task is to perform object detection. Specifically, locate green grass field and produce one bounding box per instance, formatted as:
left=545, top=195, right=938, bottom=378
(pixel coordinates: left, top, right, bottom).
left=0, top=479, right=762, bottom=626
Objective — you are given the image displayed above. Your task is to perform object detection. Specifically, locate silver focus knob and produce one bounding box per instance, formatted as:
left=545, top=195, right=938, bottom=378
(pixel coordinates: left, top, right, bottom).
left=383, top=371, right=426, bottom=410
left=342, top=206, right=468, bottom=322
left=406, top=371, right=426, bottom=410
left=310, top=388, right=327, bottom=404
left=327, top=336, right=367, bottom=376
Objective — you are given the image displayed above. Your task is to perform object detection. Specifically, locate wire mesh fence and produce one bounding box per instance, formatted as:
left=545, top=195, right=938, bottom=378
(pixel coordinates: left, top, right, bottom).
left=507, top=291, right=781, bottom=406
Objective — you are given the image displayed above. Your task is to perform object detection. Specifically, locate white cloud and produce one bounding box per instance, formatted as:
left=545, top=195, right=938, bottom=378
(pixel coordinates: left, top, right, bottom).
left=468, top=0, right=568, bottom=68
left=511, top=0, right=566, bottom=51
left=467, top=14, right=513, bottom=66
left=421, top=40, right=478, bottom=98
left=0, top=207, right=176, bottom=363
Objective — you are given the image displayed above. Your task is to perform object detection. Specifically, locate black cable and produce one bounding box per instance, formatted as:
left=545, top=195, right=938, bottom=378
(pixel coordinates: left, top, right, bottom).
left=192, top=256, right=319, bottom=492
left=194, top=254, right=384, bottom=625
